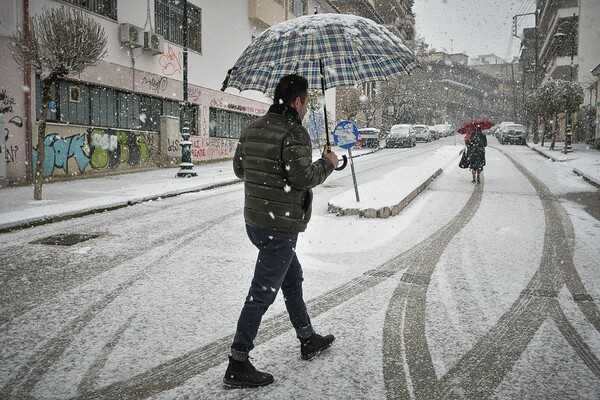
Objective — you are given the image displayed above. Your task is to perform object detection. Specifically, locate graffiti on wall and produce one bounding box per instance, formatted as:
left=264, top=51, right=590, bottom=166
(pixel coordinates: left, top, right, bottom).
left=4, top=115, right=22, bottom=164
left=88, top=128, right=150, bottom=169
left=1, top=89, right=16, bottom=114
left=210, top=98, right=267, bottom=116
left=159, top=44, right=182, bottom=76
left=191, top=136, right=236, bottom=159
left=32, top=133, right=89, bottom=176
left=1, top=87, right=23, bottom=165
left=188, top=87, right=202, bottom=102
left=140, top=76, right=168, bottom=93
left=32, top=128, right=151, bottom=177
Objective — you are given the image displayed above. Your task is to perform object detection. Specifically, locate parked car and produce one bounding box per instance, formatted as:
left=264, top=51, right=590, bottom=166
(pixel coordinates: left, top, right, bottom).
left=433, top=124, right=452, bottom=137
left=428, top=126, right=440, bottom=140
left=413, top=125, right=432, bottom=142
left=495, top=121, right=514, bottom=142
left=386, top=124, right=416, bottom=148
left=499, top=123, right=526, bottom=145
left=357, top=127, right=381, bottom=148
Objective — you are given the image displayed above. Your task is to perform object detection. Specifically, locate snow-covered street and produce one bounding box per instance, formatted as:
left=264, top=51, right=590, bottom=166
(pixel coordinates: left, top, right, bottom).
left=1, top=137, right=599, bottom=399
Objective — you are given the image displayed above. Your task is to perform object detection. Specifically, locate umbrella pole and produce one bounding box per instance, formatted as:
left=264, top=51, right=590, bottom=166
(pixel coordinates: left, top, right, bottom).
left=319, top=59, right=331, bottom=149
left=319, top=59, right=347, bottom=170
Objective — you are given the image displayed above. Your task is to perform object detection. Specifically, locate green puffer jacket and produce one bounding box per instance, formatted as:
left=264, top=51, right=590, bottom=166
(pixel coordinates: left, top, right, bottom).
left=233, top=104, right=334, bottom=232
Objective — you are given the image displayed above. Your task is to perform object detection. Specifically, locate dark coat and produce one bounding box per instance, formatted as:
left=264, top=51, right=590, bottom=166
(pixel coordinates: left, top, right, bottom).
left=233, top=104, right=334, bottom=232
left=467, top=132, right=487, bottom=171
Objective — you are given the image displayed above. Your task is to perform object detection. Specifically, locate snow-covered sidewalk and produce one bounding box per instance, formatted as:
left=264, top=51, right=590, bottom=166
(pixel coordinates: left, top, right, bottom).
left=0, top=142, right=598, bottom=232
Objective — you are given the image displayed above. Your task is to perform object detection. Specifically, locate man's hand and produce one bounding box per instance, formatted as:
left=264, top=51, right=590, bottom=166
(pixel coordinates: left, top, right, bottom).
left=322, top=145, right=339, bottom=169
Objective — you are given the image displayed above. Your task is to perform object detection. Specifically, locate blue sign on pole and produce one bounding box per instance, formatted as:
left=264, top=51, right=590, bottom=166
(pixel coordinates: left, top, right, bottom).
left=333, top=120, right=358, bottom=149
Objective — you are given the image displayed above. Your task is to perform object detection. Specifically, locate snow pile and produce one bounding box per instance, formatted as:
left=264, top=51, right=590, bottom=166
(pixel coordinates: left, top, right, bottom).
left=329, top=146, right=460, bottom=210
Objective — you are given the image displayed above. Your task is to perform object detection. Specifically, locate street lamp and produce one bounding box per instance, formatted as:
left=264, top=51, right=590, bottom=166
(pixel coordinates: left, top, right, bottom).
left=553, top=13, right=577, bottom=153
left=177, top=0, right=197, bottom=178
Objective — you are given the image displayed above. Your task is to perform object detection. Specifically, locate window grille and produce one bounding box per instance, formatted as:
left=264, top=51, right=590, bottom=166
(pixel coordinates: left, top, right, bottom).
left=288, top=0, right=307, bottom=16
left=36, top=77, right=198, bottom=135
left=155, top=0, right=202, bottom=53
left=60, top=0, right=117, bottom=20
left=209, top=108, right=258, bottom=139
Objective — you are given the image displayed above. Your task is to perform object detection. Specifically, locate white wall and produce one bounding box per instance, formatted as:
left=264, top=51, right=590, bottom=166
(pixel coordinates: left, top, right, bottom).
left=579, top=0, right=600, bottom=99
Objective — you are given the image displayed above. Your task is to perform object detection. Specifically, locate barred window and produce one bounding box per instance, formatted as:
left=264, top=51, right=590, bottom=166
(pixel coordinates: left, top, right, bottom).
left=36, top=77, right=197, bottom=135
left=289, top=0, right=307, bottom=16
left=209, top=108, right=258, bottom=139
left=155, top=0, right=202, bottom=53
left=59, top=0, right=117, bottom=20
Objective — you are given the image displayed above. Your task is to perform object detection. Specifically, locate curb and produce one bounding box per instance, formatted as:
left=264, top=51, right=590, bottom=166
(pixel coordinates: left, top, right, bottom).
left=528, top=144, right=599, bottom=189
left=327, top=168, right=443, bottom=218
left=0, top=179, right=241, bottom=234
left=528, top=145, right=566, bottom=162
left=573, top=168, right=600, bottom=189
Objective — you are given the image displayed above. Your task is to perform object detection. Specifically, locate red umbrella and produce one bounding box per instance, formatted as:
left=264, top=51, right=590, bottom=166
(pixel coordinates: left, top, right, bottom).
left=457, top=119, right=495, bottom=134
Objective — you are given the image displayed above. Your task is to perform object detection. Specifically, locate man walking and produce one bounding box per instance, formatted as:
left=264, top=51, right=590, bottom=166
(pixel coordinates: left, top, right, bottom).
left=224, top=74, right=339, bottom=388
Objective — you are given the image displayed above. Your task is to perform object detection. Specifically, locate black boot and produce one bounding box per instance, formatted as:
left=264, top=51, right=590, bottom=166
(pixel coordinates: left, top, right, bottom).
left=223, top=355, right=274, bottom=388
left=299, top=333, right=335, bottom=360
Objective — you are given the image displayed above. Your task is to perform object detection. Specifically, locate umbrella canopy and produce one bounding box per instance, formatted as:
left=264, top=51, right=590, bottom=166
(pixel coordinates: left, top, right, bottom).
left=457, top=119, right=495, bottom=135
left=221, top=13, right=420, bottom=93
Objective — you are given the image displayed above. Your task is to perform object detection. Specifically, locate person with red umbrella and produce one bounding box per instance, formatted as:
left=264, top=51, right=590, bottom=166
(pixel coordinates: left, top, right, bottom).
left=465, top=125, right=488, bottom=183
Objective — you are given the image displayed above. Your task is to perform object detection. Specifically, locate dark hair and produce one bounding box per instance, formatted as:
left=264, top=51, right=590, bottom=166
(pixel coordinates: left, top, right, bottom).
left=273, top=74, right=308, bottom=106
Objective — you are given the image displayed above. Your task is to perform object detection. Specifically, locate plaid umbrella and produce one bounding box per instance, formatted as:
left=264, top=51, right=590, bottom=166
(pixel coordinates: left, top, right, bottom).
left=221, top=13, right=420, bottom=93
left=221, top=13, right=420, bottom=170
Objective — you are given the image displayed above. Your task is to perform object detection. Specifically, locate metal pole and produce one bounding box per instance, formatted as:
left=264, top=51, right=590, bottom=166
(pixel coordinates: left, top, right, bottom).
left=347, top=148, right=360, bottom=202
left=177, top=0, right=197, bottom=177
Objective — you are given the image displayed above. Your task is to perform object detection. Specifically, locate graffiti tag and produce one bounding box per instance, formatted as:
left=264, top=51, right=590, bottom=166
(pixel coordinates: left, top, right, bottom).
left=159, top=44, right=183, bottom=76
left=141, top=76, right=168, bottom=93
left=1, top=89, right=16, bottom=114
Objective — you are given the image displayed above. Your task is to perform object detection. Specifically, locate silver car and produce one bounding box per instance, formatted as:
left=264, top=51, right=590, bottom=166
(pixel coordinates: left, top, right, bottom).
left=413, top=125, right=432, bottom=142
left=386, top=124, right=416, bottom=148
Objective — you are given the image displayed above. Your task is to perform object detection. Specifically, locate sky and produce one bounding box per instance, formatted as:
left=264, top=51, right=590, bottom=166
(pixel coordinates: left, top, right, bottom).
left=412, top=0, right=537, bottom=62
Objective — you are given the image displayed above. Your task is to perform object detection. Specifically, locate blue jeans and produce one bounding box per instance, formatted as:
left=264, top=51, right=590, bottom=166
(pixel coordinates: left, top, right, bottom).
left=231, top=224, right=312, bottom=355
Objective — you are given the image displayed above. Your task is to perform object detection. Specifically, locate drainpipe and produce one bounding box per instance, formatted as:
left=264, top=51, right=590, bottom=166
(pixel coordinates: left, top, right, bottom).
left=24, top=0, right=33, bottom=182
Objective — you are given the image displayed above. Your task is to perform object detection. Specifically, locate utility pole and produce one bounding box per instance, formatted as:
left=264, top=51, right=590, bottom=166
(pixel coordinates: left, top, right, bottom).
left=177, top=0, right=197, bottom=178
left=513, top=10, right=539, bottom=142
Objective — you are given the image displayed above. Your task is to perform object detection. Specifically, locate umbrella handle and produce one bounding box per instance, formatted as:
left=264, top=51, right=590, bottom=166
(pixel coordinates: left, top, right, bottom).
left=336, top=155, right=348, bottom=171
left=326, top=144, right=347, bottom=170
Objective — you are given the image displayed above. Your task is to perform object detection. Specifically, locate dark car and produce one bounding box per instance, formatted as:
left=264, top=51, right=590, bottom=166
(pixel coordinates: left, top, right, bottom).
left=358, top=128, right=381, bottom=148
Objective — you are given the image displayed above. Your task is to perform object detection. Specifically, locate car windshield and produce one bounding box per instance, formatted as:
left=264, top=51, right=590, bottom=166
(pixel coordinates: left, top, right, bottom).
left=392, top=126, right=410, bottom=134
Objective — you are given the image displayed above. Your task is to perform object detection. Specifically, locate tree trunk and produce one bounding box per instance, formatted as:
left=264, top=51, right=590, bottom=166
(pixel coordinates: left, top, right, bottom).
left=549, top=114, right=558, bottom=150
left=540, top=117, right=546, bottom=147
left=34, top=78, right=53, bottom=200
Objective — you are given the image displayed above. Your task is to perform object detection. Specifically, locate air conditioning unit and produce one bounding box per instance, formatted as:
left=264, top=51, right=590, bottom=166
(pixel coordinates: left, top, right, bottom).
left=119, top=23, right=143, bottom=48
left=144, top=31, right=164, bottom=55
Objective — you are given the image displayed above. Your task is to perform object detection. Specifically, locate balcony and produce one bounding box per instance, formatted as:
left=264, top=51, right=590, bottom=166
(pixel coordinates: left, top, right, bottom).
left=249, top=0, right=286, bottom=28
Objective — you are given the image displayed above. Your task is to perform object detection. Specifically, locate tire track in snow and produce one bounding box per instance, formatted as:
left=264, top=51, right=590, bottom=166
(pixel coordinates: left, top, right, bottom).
left=0, top=211, right=238, bottom=399
left=383, top=148, right=600, bottom=399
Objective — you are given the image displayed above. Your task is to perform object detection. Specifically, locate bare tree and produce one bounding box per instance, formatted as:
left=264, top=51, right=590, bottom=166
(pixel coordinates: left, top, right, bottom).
left=10, top=6, right=107, bottom=200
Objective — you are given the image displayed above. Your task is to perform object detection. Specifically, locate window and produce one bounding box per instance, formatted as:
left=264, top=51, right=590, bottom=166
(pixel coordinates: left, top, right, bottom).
left=289, top=0, right=307, bottom=16
left=209, top=108, right=258, bottom=139
left=60, top=0, right=117, bottom=20
left=36, top=77, right=198, bottom=135
left=155, top=0, right=202, bottom=53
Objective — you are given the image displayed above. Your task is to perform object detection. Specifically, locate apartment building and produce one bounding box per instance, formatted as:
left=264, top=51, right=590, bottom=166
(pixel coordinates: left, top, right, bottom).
left=0, top=0, right=335, bottom=184
left=519, top=0, right=600, bottom=142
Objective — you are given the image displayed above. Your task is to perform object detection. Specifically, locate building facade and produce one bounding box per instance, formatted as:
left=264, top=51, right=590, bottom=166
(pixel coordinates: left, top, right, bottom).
left=520, top=0, right=600, bottom=143
left=0, top=0, right=335, bottom=184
